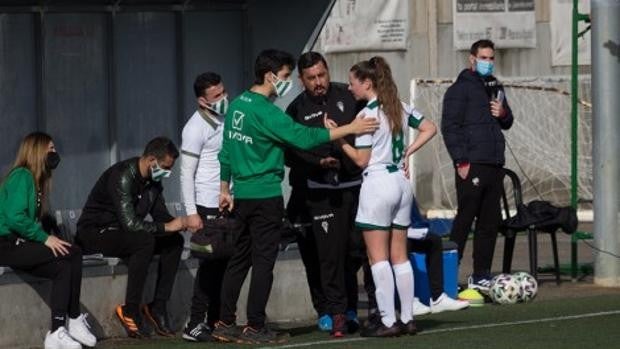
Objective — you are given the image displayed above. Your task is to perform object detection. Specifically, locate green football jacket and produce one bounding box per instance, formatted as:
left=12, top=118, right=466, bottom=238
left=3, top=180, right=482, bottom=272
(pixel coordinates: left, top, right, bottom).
left=219, top=90, right=330, bottom=199
left=0, top=167, right=48, bottom=243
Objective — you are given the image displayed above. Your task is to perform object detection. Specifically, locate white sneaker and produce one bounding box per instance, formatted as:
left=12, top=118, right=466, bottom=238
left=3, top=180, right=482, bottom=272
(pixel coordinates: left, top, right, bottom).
left=430, top=292, right=470, bottom=314
left=68, top=314, right=97, bottom=347
left=44, top=326, right=82, bottom=349
left=412, top=297, right=431, bottom=316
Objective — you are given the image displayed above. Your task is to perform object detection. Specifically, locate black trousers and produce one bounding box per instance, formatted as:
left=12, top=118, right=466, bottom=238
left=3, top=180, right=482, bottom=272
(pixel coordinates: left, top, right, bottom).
left=408, top=234, right=444, bottom=300
left=306, top=188, right=354, bottom=315
left=188, top=206, right=229, bottom=327
left=0, top=235, right=83, bottom=330
left=76, top=226, right=184, bottom=312
left=287, top=188, right=326, bottom=315
left=288, top=186, right=376, bottom=316
left=219, top=196, right=284, bottom=328
left=450, top=164, right=504, bottom=276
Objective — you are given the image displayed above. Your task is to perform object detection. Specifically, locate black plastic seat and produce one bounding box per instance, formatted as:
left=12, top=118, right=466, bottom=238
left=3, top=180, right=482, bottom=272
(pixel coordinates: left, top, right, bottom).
left=500, top=169, right=561, bottom=285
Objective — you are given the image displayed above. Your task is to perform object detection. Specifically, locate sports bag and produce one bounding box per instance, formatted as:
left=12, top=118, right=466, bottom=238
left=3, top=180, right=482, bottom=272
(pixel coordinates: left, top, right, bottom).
left=190, top=212, right=242, bottom=259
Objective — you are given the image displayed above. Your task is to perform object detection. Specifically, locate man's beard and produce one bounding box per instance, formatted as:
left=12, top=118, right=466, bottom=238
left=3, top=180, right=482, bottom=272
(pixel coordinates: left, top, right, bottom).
left=313, top=86, right=326, bottom=95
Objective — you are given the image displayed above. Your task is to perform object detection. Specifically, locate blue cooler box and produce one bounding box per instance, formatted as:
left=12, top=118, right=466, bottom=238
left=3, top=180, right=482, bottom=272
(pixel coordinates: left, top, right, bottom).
left=409, top=242, right=458, bottom=306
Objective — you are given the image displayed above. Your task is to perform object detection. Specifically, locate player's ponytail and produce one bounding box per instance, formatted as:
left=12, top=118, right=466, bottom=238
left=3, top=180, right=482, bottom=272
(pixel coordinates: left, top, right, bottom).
left=351, top=56, right=403, bottom=135
left=371, top=56, right=402, bottom=135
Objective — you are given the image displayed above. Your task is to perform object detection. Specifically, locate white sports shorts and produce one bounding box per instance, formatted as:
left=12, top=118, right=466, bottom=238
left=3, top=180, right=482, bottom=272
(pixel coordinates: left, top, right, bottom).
left=355, top=170, right=412, bottom=231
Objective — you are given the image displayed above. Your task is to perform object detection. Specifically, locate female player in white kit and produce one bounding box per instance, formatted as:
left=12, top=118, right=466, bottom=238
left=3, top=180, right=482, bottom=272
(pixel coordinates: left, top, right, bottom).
left=324, top=56, right=436, bottom=337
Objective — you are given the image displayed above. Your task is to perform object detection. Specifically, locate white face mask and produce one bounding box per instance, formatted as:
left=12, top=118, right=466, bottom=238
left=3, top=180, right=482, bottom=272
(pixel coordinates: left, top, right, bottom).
left=271, top=73, right=293, bottom=97
left=150, top=161, right=172, bottom=182
left=206, top=95, right=229, bottom=116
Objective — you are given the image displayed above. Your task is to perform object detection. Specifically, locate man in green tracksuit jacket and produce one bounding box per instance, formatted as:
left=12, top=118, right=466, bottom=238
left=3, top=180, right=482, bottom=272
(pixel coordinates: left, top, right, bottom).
left=211, top=49, right=378, bottom=344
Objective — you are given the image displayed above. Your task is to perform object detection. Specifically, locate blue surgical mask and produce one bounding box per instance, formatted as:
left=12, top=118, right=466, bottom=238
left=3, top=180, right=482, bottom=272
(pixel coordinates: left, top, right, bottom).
left=475, top=59, right=494, bottom=77
left=150, top=161, right=172, bottom=182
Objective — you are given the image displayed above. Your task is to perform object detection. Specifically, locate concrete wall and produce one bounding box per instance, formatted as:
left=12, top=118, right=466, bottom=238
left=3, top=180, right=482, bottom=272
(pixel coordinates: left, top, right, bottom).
left=0, top=253, right=315, bottom=349
left=0, top=0, right=332, bottom=210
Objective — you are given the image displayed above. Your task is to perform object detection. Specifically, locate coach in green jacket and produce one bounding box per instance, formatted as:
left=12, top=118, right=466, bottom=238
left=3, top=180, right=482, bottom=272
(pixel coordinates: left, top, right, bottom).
left=212, top=49, right=378, bottom=344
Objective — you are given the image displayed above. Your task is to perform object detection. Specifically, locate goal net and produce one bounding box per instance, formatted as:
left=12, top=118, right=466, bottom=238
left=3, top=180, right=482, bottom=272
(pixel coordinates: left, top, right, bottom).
left=409, top=76, right=592, bottom=218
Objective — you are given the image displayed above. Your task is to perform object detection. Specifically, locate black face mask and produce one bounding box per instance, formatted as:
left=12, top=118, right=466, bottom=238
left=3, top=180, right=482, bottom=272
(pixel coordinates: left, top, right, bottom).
left=45, top=152, right=61, bottom=171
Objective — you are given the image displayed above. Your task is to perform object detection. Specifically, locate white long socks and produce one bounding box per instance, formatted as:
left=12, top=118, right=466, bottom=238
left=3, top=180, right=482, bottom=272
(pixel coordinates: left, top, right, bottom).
left=371, top=260, right=396, bottom=327
left=393, top=261, right=414, bottom=324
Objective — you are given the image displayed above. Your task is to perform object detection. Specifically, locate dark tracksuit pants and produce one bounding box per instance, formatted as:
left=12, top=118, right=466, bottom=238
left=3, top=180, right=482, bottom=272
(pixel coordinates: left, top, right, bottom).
left=295, top=226, right=328, bottom=315
left=188, top=206, right=229, bottom=327
left=0, top=234, right=83, bottom=330
left=408, top=234, right=444, bottom=300
left=450, top=164, right=504, bottom=277
left=219, top=196, right=284, bottom=328
left=306, top=187, right=354, bottom=316
left=287, top=188, right=327, bottom=315
left=340, top=187, right=377, bottom=313
left=288, top=186, right=376, bottom=317
left=76, top=227, right=184, bottom=314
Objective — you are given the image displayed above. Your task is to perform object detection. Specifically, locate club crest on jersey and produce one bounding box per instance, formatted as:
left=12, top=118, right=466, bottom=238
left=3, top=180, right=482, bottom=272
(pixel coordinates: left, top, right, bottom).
left=337, top=101, right=344, bottom=112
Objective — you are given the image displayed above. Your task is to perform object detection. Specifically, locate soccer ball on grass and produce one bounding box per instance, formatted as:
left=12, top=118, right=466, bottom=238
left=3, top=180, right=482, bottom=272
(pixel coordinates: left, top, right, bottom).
left=513, top=271, right=538, bottom=302
left=489, top=273, right=522, bottom=305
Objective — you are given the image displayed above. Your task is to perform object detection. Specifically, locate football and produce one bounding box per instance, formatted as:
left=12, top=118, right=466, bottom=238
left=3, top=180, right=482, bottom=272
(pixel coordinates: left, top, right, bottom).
left=513, top=271, right=539, bottom=302
left=489, top=273, right=522, bottom=305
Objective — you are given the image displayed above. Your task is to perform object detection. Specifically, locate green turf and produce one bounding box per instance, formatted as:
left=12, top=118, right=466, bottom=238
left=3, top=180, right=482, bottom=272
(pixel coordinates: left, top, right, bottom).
left=98, top=294, right=620, bottom=349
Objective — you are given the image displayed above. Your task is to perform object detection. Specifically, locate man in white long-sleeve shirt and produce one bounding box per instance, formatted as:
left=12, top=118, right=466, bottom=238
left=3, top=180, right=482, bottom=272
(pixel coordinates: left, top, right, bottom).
left=180, top=72, right=230, bottom=342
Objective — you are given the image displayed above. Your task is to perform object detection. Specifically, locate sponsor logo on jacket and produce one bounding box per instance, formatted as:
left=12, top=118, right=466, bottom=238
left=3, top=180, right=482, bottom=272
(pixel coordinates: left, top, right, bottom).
left=304, top=111, right=323, bottom=121
left=229, top=111, right=253, bottom=144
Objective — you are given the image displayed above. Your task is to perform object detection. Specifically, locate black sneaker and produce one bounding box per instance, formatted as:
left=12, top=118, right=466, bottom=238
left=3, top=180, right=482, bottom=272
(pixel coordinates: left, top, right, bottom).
left=183, top=322, right=213, bottom=342
left=360, top=321, right=402, bottom=338
left=142, top=303, right=174, bottom=337
left=237, top=325, right=289, bottom=344
left=364, top=310, right=382, bottom=332
left=211, top=321, right=241, bottom=343
left=399, top=320, right=418, bottom=336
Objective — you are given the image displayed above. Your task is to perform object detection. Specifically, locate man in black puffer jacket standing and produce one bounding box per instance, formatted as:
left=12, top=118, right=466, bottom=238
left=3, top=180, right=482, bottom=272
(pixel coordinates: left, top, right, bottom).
left=441, top=39, right=513, bottom=293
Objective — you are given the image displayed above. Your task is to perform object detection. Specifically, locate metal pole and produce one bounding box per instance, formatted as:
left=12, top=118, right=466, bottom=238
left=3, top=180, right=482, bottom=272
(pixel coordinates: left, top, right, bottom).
left=592, top=0, right=620, bottom=287
left=570, top=0, right=580, bottom=281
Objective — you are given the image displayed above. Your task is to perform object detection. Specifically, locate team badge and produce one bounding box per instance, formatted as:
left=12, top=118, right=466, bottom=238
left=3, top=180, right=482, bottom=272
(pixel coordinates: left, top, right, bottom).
left=336, top=101, right=344, bottom=113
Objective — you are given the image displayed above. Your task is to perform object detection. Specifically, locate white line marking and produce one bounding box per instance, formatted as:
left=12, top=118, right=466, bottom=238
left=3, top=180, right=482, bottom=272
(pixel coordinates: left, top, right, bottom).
left=259, top=310, right=620, bottom=349
left=420, top=310, right=620, bottom=335
left=259, top=337, right=367, bottom=349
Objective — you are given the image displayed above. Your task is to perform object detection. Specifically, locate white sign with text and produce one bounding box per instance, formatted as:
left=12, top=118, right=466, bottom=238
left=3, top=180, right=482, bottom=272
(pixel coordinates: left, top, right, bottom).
left=453, top=0, right=536, bottom=50
left=320, top=0, right=409, bottom=53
